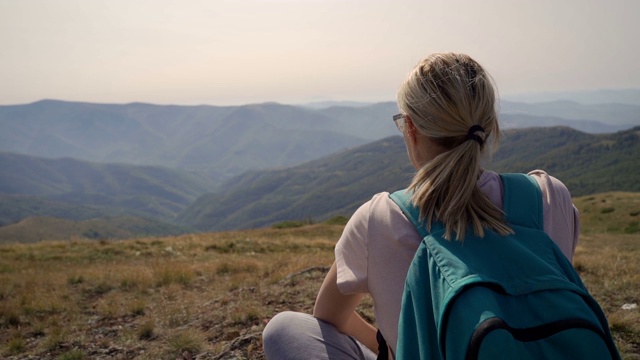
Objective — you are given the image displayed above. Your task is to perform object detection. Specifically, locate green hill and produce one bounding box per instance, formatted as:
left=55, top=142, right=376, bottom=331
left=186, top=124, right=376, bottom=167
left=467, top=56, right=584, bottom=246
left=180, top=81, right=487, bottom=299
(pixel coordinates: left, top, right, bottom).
left=179, top=126, right=640, bottom=231
left=0, top=194, right=143, bottom=226
left=0, top=216, right=196, bottom=244
left=0, top=152, right=217, bottom=223
left=3, top=126, right=639, bottom=240
left=176, top=136, right=414, bottom=231
left=491, top=127, right=640, bottom=195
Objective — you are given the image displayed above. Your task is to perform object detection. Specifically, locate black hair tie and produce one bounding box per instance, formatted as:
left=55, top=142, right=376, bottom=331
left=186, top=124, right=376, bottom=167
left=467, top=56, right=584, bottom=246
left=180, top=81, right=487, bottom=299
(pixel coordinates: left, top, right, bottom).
left=467, top=125, right=485, bottom=146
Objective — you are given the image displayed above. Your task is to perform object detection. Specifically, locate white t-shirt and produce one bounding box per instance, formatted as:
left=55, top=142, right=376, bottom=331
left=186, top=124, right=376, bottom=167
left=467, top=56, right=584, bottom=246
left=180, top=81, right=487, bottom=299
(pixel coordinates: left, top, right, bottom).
left=334, top=170, right=580, bottom=354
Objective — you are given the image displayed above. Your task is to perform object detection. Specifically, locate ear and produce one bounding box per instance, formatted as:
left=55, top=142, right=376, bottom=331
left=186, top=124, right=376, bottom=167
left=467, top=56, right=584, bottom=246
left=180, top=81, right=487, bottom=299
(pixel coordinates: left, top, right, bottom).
left=405, top=116, right=419, bottom=144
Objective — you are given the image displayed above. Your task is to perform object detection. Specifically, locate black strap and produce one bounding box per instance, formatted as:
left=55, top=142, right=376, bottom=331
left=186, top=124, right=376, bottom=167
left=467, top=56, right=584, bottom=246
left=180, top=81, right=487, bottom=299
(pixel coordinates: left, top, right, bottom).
left=376, top=329, right=389, bottom=360
left=466, top=317, right=618, bottom=360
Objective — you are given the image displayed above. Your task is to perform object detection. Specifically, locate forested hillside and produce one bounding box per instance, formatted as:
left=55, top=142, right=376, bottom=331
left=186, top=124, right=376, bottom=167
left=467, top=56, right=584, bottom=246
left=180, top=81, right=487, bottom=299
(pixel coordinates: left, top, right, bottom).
left=177, top=137, right=413, bottom=231
left=180, top=126, right=640, bottom=231
left=1, top=94, right=639, bottom=241
left=491, top=127, right=640, bottom=194
left=0, top=152, right=215, bottom=225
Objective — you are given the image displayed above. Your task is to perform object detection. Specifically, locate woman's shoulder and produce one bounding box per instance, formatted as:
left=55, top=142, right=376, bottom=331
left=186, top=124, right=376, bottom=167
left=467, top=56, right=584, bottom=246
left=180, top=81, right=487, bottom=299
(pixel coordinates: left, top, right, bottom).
left=526, top=170, right=573, bottom=200
left=479, top=169, right=572, bottom=200
left=351, top=191, right=404, bottom=221
left=526, top=170, right=579, bottom=260
left=345, top=191, right=418, bottom=241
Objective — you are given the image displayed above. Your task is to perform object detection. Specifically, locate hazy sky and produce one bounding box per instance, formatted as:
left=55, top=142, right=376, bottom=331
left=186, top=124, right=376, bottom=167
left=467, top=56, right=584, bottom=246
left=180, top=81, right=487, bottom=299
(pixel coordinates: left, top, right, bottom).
left=1, top=0, right=638, bottom=106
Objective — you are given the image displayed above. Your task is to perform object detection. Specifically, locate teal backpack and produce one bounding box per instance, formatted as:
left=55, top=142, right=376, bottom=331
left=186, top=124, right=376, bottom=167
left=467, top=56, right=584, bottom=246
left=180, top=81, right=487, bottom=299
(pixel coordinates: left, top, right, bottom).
left=389, top=173, right=620, bottom=360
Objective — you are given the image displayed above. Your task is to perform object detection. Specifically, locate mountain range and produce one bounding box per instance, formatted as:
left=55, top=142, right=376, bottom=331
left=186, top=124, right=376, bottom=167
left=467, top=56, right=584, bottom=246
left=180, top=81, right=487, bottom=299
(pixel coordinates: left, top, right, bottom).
left=0, top=100, right=383, bottom=182
left=502, top=88, right=640, bottom=106
left=1, top=93, right=639, bottom=241
left=177, top=126, right=640, bottom=232
left=2, top=126, right=639, bottom=240
left=1, top=98, right=638, bottom=183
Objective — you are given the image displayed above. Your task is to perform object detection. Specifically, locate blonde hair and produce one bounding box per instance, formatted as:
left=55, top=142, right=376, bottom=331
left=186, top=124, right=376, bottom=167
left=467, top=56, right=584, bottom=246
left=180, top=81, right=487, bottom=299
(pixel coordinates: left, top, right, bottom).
left=397, top=52, right=513, bottom=241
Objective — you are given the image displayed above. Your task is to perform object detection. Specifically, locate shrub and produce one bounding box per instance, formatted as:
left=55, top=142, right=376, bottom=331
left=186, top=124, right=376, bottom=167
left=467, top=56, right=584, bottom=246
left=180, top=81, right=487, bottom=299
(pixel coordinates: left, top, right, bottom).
left=324, top=215, right=349, bottom=225
left=217, top=263, right=232, bottom=275
left=154, top=264, right=194, bottom=287
left=272, top=220, right=306, bottom=229
left=1, top=307, right=21, bottom=327
left=85, top=282, right=113, bottom=296
left=137, top=318, right=155, bottom=340
left=624, top=221, right=639, bottom=234
left=5, top=335, right=26, bottom=355
left=205, top=241, right=236, bottom=253
left=43, top=326, right=66, bottom=351
left=128, top=298, right=146, bottom=316
left=56, top=349, right=85, bottom=360
left=166, top=329, right=206, bottom=356
left=67, top=275, right=84, bottom=285
left=165, top=302, right=193, bottom=328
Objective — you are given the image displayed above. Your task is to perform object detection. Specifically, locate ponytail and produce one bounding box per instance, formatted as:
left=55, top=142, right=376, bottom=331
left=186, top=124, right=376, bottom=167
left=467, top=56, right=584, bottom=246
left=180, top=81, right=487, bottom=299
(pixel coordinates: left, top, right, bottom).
left=398, top=53, right=513, bottom=241
left=408, top=139, right=512, bottom=240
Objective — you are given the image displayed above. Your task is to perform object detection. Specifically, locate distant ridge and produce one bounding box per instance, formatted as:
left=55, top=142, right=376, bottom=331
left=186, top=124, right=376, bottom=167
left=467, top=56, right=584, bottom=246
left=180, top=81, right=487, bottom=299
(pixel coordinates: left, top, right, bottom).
left=179, top=126, right=640, bottom=232
left=2, top=126, right=639, bottom=241
left=0, top=100, right=374, bottom=182
left=1, top=93, right=639, bottom=241
left=0, top=152, right=216, bottom=223
left=503, top=88, right=640, bottom=106
left=500, top=99, right=639, bottom=128
left=299, top=100, right=378, bottom=109
left=176, top=136, right=413, bottom=231
left=0, top=97, right=637, bottom=185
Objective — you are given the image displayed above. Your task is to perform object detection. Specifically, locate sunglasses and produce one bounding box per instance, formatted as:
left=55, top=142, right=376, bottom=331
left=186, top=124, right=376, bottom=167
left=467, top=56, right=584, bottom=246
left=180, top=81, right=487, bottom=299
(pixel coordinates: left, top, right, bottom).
left=392, top=113, right=405, bottom=132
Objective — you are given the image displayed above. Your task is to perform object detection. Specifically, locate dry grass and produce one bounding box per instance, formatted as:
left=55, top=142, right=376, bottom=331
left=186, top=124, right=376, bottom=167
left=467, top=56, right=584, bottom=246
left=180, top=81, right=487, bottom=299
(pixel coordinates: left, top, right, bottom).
left=0, top=224, right=339, bottom=359
left=0, top=218, right=638, bottom=359
left=573, top=234, right=640, bottom=358
left=575, top=192, right=640, bottom=235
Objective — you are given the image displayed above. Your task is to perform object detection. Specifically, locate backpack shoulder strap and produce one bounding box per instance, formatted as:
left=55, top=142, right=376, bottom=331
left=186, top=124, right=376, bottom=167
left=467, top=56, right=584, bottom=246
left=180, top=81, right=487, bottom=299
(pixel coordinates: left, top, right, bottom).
left=390, top=173, right=542, bottom=234
left=389, top=189, right=437, bottom=239
left=500, top=173, right=543, bottom=230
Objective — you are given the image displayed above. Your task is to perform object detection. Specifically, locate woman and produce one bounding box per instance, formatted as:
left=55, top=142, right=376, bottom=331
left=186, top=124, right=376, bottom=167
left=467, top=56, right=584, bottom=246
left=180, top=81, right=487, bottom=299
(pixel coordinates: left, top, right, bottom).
left=262, top=52, right=579, bottom=359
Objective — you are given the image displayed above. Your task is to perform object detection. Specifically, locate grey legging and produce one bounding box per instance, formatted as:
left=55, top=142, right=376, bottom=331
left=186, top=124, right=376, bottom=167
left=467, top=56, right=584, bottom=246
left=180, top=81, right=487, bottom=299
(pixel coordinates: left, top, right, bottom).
left=262, top=311, right=377, bottom=360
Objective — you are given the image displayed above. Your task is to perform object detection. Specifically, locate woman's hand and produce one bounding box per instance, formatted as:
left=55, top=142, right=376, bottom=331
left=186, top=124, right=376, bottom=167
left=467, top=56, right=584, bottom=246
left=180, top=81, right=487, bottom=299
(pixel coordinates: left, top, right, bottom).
left=313, top=262, right=379, bottom=354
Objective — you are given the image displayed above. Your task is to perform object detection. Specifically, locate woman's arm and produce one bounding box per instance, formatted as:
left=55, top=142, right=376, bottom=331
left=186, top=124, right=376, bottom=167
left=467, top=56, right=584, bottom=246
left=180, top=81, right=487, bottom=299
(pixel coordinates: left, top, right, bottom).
left=313, top=261, right=379, bottom=354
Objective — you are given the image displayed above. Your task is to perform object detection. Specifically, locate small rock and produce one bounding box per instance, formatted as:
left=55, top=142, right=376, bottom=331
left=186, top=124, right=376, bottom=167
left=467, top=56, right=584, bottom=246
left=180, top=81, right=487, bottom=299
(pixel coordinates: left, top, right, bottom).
left=621, top=303, right=637, bottom=310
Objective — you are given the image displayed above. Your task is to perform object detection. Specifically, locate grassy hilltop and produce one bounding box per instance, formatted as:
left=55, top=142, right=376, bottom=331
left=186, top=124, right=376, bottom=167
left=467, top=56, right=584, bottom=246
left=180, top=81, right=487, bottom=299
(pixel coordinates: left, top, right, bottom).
left=0, top=192, right=639, bottom=359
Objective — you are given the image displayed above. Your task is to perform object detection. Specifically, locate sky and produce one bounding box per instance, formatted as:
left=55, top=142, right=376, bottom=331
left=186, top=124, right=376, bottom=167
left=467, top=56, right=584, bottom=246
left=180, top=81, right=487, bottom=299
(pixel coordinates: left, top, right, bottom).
left=1, top=0, right=639, bottom=106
